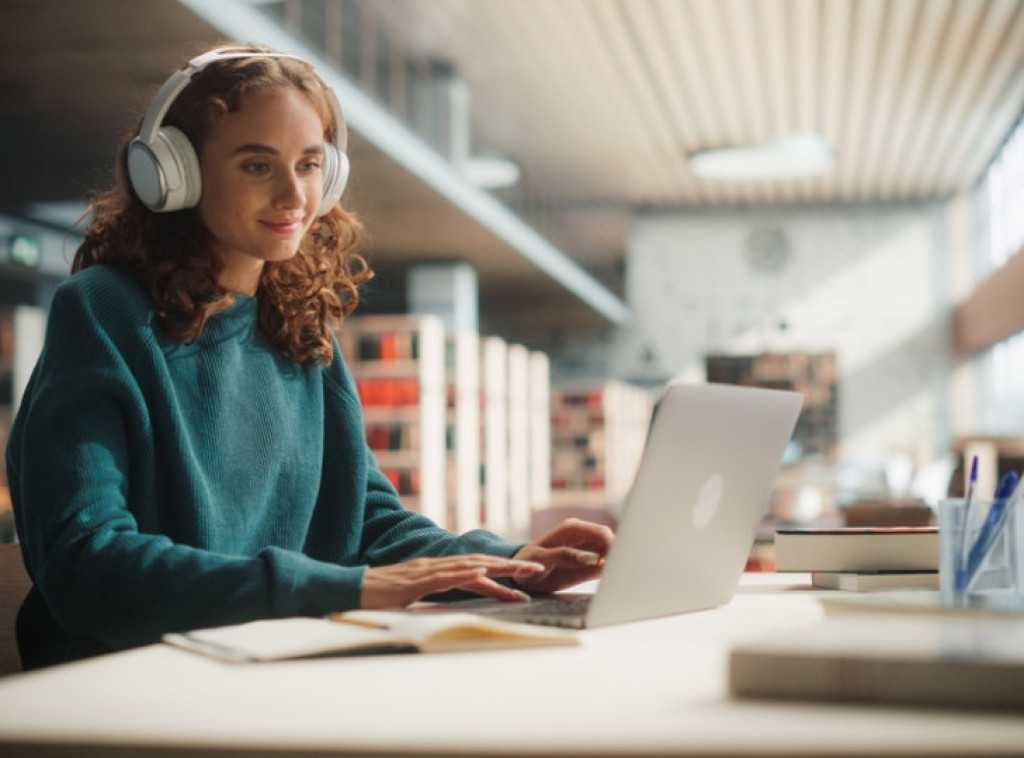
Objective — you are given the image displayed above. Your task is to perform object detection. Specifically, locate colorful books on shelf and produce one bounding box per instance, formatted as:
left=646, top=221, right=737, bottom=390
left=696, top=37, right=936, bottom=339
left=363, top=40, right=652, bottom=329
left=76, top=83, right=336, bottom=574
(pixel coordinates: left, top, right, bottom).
left=354, top=377, right=421, bottom=406
left=729, top=614, right=1024, bottom=711
left=774, top=526, right=939, bottom=572
left=549, top=381, right=652, bottom=508
left=164, top=612, right=577, bottom=663
left=353, top=330, right=419, bottom=362
left=339, top=315, right=446, bottom=526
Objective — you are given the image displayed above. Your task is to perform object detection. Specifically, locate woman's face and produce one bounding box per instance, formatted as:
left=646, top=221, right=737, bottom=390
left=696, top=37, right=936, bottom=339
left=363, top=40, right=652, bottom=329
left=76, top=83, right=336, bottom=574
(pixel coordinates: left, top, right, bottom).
left=197, top=86, right=325, bottom=295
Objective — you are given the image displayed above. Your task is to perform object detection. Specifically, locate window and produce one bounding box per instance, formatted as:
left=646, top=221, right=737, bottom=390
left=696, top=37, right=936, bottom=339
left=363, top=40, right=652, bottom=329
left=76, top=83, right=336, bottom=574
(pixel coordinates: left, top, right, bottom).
left=986, top=115, right=1024, bottom=269
left=977, top=111, right=1024, bottom=432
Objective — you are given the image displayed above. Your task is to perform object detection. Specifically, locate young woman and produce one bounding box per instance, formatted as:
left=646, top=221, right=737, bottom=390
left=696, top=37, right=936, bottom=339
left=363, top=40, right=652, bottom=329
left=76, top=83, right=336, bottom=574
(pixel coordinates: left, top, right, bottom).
left=6, top=44, right=612, bottom=669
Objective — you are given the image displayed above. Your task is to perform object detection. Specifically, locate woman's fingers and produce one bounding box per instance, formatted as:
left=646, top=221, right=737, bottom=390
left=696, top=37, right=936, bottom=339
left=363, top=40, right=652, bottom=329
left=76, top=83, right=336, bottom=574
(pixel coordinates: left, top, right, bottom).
left=361, top=555, right=543, bottom=608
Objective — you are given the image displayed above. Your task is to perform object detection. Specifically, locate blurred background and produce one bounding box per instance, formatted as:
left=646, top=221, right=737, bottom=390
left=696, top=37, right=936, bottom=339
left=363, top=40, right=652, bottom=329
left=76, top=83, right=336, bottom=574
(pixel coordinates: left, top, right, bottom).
left=2, top=0, right=1024, bottom=557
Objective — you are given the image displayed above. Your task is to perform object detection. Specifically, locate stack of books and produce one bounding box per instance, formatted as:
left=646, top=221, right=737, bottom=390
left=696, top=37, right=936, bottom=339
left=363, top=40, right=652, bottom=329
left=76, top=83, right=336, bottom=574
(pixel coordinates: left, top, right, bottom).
left=773, top=526, right=940, bottom=591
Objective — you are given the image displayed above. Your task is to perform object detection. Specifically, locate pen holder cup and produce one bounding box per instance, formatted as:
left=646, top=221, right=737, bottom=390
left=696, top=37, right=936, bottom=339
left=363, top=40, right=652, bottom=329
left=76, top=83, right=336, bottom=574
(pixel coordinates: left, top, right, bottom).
left=939, top=498, right=1024, bottom=610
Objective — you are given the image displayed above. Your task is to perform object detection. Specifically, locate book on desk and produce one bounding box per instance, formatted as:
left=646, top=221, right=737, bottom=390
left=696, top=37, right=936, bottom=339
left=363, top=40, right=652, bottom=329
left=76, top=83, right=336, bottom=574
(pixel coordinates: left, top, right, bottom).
left=163, top=611, right=577, bottom=663
left=728, top=613, right=1024, bottom=711
left=810, top=570, right=939, bottom=592
left=774, top=526, right=939, bottom=572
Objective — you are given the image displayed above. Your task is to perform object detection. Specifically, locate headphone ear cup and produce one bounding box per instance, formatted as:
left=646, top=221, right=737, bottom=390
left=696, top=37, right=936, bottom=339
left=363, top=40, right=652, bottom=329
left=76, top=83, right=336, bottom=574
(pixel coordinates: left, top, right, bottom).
left=318, top=144, right=349, bottom=217
left=127, top=126, right=202, bottom=212
left=160, top=127, right=202, bottom=210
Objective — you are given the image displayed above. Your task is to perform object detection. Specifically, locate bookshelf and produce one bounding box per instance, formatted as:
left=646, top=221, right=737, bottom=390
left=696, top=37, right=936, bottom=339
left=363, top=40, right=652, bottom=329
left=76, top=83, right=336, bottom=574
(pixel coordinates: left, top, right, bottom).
left=338, top=315, right=446, bottom=526
left=445, top=331, right=480, bottom=532
left=498, top=345, right=552, bottom=542
left=340, top=315, right=551, bottom=540
left=479, top=336, right=509, bottom=535
left=506, top=344, right=531, bottom=541
left=549, top=381, right=653, bottom=516
left=704, top=352, right=838, bottom=461
left=528, top=351, right=551, bottom=514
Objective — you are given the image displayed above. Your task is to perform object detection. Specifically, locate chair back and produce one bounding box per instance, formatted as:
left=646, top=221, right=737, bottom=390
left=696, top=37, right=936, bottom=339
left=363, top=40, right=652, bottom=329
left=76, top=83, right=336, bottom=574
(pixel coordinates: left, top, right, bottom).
left=0, top=543, right=30, bottom=676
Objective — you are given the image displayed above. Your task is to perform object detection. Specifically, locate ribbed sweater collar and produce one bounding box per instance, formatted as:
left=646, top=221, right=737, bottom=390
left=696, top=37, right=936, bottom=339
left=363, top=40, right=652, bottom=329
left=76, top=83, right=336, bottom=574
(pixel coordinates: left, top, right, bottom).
left=197, top=294, right=259, bottom=344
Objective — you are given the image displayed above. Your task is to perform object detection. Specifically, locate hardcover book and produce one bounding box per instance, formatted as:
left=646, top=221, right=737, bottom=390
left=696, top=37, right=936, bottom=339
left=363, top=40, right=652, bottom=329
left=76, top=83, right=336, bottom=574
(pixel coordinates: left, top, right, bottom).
left=774, top=527, right=939, bottom=572
left=810, top=571, right=940, bottom=592
left=729, top=614, right=1024, bottom=711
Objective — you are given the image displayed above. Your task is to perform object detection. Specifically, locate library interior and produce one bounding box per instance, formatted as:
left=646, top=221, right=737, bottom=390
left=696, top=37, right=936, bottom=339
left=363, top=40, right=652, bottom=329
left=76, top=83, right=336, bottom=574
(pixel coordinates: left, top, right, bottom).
left=2, top=1, right=1024, bottom=756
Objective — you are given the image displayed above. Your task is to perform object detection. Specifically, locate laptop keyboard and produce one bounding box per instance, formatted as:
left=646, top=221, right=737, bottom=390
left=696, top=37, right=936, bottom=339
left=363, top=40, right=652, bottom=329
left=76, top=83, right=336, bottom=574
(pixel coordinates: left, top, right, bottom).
left=474, top=595, right=593, bottom=629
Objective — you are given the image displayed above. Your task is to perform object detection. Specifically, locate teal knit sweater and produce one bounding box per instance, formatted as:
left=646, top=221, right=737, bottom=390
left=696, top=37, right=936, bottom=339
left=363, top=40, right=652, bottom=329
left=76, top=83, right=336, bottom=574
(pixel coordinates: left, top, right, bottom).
left=6, top=265, right=516, bottom=666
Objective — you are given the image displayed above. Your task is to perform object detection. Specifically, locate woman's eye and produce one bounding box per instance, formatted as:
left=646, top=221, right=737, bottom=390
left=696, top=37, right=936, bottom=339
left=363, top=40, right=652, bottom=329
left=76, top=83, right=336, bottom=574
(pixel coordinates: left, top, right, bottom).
left=242, top=161, right=270, bottom=175
left=299, top=160, right=322, bottom=173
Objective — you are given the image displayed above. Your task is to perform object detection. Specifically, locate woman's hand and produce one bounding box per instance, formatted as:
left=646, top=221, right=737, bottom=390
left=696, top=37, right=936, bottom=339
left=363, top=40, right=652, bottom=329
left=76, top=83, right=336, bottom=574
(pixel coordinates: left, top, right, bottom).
left=512, top=518, right=615, bottom=596
left=360, top=554, right=545, bottom=609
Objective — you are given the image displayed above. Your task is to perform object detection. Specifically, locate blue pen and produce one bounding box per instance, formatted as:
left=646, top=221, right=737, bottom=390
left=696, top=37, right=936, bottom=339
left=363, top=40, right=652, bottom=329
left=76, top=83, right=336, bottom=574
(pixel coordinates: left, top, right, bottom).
left=956, top=456, right=979, bottom=585
left=956, top=470, right=1020, bottom=592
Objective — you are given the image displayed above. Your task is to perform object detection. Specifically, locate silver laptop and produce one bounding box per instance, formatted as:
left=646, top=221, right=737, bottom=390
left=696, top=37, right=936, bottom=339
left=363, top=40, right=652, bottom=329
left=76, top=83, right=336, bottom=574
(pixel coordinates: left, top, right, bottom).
left=440, top=381, right=802, bottom=629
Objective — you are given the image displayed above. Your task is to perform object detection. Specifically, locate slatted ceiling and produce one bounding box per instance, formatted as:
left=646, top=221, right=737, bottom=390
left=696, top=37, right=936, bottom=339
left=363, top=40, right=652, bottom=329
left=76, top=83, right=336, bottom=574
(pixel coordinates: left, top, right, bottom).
left=612, top=3, right=686, bottom=202
left=597, top=2, right=686, bottom=203
left=524, top=3, right=610, bottom=170
left=912, top=2, right=997, bottom=194
left=688, top=2, right=742, bottom=145
left=963, top=72, right=1024, bottom=186
left=868, top=0, right=922, bottom=198
left=560, top=3, right=630, bottom=178
left=872, top=0, right=910, bottom=198
left=5, top=0, right=1024, bottom=301
left=692, top=1, right=750, bottom=205
left=648, top=2, right=719, bottom=203
left=486, top=5, right=564, bottom=187
left=793, top=0, right=818, bottom=138
left=779, top=16, right=807, bottom=214
left=850, top=0, right=892, bottom=200
left=832, top=0, right=862, bottom=199
left=538, top=2, right=618, bottom=188
left=937, top=4, right=1024, bottom=191
left=655, top=3, right=714, bottom=149
left=899, top=2, right=976, bottom=198
left=815, top=0, right=847, bottom=201
left=563, top=4, right=659, bottom=197
left=959, top=69, right=1024, bottom=190
left=876, top=2, right=932, bottom=198
left=732, top=1, right=769, bottom=139
left=939, top=1, right=1024, bottom=194
left=761, top=0, right=790, bottom=143
left=906, top=0, right=961, bottom=195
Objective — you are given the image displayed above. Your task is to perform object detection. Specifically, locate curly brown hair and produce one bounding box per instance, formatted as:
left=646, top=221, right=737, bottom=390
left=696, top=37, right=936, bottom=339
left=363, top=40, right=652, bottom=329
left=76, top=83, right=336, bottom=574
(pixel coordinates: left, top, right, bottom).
left=72, top=45, right=372, bottom=366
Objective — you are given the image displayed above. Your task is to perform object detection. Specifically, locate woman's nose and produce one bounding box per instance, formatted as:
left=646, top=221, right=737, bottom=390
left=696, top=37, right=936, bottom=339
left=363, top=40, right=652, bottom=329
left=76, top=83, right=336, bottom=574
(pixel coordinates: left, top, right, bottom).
left=273, top=171, right=304, bottom=208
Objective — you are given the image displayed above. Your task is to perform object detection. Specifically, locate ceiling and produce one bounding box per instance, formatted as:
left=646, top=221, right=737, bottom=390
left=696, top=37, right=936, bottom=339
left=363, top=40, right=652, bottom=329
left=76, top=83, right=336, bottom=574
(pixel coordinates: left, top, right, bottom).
left=2, top=0, right=1024, bottom=344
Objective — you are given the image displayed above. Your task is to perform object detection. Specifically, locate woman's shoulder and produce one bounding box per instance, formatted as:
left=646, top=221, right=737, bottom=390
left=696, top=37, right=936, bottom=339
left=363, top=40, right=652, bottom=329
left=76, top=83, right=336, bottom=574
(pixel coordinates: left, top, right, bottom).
left=51, top=265, right=155, bottom=334
left=54, top=265, right=151, bottom=312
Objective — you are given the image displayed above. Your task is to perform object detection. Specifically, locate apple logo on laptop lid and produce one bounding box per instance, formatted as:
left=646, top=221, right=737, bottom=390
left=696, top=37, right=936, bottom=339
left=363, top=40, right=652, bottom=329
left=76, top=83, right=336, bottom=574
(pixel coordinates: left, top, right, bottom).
left=692, top=473, right=724, bottom=529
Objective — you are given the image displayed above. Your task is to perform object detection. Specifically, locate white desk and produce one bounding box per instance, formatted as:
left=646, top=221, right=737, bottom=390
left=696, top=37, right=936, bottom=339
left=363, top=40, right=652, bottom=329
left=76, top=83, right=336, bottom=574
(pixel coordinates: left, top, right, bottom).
left=0, top=573, right=1022, bottom=757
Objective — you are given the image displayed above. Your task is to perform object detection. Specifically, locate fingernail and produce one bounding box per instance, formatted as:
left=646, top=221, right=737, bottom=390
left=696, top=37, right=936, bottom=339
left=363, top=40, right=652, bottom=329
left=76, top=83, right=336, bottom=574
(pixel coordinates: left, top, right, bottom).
left=514, top=561, right=546, bottom=572
left=577, top=551, right=601, bottom=566
left=512, top=590, right=531, bottom=601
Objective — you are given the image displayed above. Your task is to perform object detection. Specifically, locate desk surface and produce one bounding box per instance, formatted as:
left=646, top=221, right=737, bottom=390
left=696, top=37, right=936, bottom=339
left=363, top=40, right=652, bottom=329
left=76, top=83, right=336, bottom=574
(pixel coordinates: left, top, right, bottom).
left=1, top=573, right=1022, bottom=757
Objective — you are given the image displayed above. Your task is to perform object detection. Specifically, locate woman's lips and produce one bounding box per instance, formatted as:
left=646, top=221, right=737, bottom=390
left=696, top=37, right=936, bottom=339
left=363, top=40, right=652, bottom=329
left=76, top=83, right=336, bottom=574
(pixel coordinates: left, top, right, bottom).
left=262, top=218, right=303, bottom=234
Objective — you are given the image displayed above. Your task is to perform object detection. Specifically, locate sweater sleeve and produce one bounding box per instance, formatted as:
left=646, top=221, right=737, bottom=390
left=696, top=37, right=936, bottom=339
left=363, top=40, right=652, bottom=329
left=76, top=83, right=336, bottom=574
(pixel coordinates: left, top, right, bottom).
left=323, top=345, right=522, bottom=566
left=7, top=275, right=365, bottom=651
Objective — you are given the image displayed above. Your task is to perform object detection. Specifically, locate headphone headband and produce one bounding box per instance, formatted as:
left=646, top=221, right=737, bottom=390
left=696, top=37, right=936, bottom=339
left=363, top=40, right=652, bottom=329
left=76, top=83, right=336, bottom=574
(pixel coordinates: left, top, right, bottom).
left=128, top=47, right=349, bottom=215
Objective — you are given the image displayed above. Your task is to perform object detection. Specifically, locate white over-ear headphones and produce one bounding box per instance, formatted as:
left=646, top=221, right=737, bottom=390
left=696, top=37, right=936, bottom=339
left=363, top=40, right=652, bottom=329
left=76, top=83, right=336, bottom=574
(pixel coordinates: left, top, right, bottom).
left=127, top=47, right=349, bottom=217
